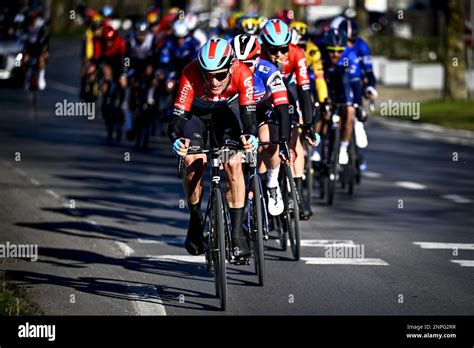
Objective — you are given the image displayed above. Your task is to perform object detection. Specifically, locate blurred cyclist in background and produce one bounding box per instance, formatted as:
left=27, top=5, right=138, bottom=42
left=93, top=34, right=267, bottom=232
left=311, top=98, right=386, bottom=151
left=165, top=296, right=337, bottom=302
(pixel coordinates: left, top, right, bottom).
left=23, top=8, right=49, bottom=90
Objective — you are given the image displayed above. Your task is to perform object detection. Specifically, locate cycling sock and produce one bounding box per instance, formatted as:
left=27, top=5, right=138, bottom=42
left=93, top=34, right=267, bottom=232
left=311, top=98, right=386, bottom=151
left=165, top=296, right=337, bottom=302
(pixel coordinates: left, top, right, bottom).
left=188, top=202, right=201, bottom=217
left=267, top=166, right=280, bottom=188
left=229, top=207, right=245, bottom=240
left=39, top=69, right=45, bottom=81
left=340, top=141, right=349, bottom=150
left=294, top=177, right=303, bottom=197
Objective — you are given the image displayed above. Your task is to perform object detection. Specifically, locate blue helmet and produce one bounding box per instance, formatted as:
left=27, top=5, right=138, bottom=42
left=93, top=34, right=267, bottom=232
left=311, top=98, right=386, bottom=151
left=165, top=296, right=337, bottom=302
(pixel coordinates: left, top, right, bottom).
left=260, top=19, right=292, bottom=47
left=324, top=28, right=347, bottom=49
left=198, top=38, right=234, bottom=71
left=339, top=19, right=359, bottom=40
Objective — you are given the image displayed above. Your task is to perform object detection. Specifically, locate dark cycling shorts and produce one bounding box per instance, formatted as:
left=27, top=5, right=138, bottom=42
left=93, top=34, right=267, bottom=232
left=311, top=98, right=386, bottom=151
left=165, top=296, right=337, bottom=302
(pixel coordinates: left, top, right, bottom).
left=257, top=103, right=278, bottom=127
left=350, top=79, right=363, bottom=105
left=183, top=99, right=243, bottom=152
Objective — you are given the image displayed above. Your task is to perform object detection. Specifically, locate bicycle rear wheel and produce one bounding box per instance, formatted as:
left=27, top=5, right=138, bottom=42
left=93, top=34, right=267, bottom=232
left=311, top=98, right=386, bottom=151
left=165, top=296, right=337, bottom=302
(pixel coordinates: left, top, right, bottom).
left=212, top=189, right=227, bottom=310
left=325, top=127, right=339, bottom=206
left=250, top=175, right=265, bottom=286
left=304, top=141, right=313, bottom=206
left=282, top=165, right=301, bottom=261
left=347, top=137, right=357, bottom=195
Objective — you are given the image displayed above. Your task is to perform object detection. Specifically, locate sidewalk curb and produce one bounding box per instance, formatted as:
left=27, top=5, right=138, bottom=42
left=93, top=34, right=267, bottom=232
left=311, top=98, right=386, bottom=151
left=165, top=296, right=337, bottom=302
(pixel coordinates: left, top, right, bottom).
left=370, top=115, right=474, bottom=147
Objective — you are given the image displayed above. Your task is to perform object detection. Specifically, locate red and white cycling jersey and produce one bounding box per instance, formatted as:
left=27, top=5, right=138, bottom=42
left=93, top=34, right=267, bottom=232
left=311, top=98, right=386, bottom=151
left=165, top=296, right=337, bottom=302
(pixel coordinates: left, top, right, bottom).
left=174, top=59, right=256, bottom=111
left=262, top=43, right=310, bottom=87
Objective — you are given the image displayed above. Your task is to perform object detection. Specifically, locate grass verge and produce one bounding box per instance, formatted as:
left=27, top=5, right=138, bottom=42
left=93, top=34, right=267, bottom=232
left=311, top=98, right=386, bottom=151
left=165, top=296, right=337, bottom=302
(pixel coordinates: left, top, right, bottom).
left=0, top=270, right=42, bottom=315
left=418, top=100, right=474, bottom=131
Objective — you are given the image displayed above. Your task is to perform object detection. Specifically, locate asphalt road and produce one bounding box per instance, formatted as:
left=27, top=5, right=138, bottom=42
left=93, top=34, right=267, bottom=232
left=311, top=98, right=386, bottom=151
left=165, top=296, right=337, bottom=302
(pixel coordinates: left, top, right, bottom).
left=0, top=39, right=473, bottom=315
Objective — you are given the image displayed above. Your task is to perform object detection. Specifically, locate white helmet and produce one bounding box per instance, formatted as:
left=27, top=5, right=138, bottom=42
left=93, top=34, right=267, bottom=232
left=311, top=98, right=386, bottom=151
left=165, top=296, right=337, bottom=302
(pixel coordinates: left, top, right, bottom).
left=172, top=19, right=189, bottom=38
left=185, top=13, right=198, bottom=31
left=330, top=15, right=346, bottom=30
left=290, top=28, right=301, bottom=45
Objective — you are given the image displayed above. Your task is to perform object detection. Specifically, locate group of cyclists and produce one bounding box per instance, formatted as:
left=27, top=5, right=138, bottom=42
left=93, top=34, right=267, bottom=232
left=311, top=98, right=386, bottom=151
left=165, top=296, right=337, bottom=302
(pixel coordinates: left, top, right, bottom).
left=76, top=5, right=378, bottom=262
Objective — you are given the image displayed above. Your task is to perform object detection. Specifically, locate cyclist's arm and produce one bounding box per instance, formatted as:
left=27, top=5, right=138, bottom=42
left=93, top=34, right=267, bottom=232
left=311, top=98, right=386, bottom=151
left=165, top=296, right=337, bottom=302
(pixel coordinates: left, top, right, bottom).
left=307, top=44, right=328, bottom=103
left=359, top=39, right=376, bottom=88
left=293, top=47, right=313, bottom=126
left=238, top=68, right=258, bottom=136
left=168, top=71, right=195, bottom=142
left=267, top=70, right=291, bottom=141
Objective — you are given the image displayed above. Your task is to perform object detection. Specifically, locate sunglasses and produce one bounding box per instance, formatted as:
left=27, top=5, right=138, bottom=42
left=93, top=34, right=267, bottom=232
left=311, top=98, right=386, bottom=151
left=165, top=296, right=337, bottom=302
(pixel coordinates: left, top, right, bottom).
left=328, top=50, right=343, bottom=56
left=204, top=69, right=230, bottom=82
left=243, top=60, right=256, bottom=69
left=267, top=45, right=289, bottom=55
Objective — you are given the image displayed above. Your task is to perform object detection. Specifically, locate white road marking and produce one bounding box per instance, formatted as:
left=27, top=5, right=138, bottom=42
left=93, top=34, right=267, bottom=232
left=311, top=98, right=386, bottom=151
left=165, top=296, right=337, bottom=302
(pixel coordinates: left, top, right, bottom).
left=13, top=167, right=27, bottom=177
left=115, top=241, right=135, bottom=256
left=86, top=220, right=105, bottom=232
left=45, top=189, right=60, bottom=199
left=138, top=236, right=184, bottom=245
left=441, top=194, right=472, bottom=204
left=450, top=260, right=474, bottom=267
left=48, top=80, right=80, bottom=96
left=146, top=255, right=206, bottom=264
left=29, top=178, right=40, bottom=186
left=362, top=171, right=382, bottom=178
left=129, top=285, right=166, bottom=316
left=299, top=239, right=356, bottom=247
left=413, top=242, right=474, bottom=250
left=395, top=181, right=427, bottom=190
left=301, top=257, right=389, bottom=266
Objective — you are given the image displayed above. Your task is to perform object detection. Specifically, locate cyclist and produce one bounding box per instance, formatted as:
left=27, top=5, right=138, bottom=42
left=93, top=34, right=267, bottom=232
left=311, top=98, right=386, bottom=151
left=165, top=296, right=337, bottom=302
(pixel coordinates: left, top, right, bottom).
left=23, top=9, right=49, bottom=90
left=96, top=26, right=126, bottom=80
left=290, top=21, right=329, bottom=163
left=80, top=14, right=103, bottom=101
left=168, top=38, right=258, bottom=259
left=260, top=19, right=317, bottom=220
left=319, top=28, right=357, bottom=165
left=231, top=34, right=291, bottom=216
left=126, top=19, right=157, bottom=148
left=339, top=18, right=377, bottom=170
left=240, top=17, right=259, bottom=36
left=184, top=13, right=207, bottom=47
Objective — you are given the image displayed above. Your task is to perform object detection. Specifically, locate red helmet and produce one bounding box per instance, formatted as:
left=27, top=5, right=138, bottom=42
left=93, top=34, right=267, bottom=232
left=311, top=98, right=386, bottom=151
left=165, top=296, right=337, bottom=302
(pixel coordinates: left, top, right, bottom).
left=103, top=25, right=117, bottom=40
left=276, top=9, right=294, bottom=25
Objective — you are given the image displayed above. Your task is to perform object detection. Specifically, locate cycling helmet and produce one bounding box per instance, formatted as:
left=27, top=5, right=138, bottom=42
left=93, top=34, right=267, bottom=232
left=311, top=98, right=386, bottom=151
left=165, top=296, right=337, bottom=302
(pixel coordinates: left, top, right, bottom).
left=231, top=34, right=261, bottom=61
left=290, top=21, right=308, bottom=37
left=103, top=26, right=117, bottom=40
left=290, top=28, right=301, bottom=45
left=323, top=28, right=347, bottom=49
left=276, top=9, right=294, bottom=24
left=172, top=19, right=189, bottom=38
left=257, top=16, right=268, bottom=30
left=241, top=17, right=259, bottom=35
left=185, top=13, right=198, bottom=31
left=261, top=19, right=292, bottom=47
left=101, top=5, right=113, bottom=18
left=146, top=8, right=160, bottom=25
left=91, top=15, right=103, bottom=30
left=198, top=38, right=234, bottom=72
left=339, top=19, right=359, bottom=40
left=330, top=15, right=346, bottom=30
left=134, top=19, right=148, bottom=33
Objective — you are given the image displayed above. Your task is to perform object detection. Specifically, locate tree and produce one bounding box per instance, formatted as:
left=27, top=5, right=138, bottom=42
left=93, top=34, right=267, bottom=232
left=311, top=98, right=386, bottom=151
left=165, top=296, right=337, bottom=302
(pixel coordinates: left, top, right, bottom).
left=443, top=0, right=468, bottom=100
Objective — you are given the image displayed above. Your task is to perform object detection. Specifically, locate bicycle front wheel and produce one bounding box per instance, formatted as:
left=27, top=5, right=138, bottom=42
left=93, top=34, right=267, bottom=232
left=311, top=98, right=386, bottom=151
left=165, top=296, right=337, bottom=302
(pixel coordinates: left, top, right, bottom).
left=283, top=165, right=301, bottom=261
left=250, top=175, right=265, bottom=286
left=212, top=189, right=227, bottom=310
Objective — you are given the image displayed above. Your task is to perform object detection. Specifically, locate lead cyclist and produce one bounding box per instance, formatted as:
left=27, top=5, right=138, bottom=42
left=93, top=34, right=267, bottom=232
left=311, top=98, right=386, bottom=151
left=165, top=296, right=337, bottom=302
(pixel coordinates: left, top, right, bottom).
left=168, top=38, right=258, bottom=260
